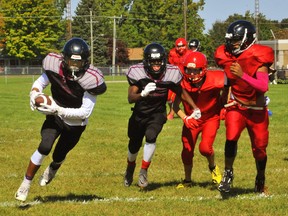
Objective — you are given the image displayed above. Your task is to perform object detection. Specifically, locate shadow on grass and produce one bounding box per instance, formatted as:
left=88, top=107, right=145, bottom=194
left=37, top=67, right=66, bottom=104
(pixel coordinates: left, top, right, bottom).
left=218, top=187, right=255, bottom=200
left=17, top=193, right=104, bottom=210
left=138, top=180, right=216, bottom=192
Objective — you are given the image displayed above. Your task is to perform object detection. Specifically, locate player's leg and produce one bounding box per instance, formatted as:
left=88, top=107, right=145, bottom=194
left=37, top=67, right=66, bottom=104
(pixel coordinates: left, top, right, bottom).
left=199, top=116, right=222, bottom=184
left=247, top=109, right=269, bottom=193
left=15, top=117, right=61, bottom=201
left=39, top=124, right=85, bottom=186
left=218, top=109, right=245, bottom=192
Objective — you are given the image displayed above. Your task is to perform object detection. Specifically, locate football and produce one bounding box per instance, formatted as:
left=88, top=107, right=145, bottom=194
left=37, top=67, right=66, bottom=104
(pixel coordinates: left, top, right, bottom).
left=34, top=94, right=52, bottom=107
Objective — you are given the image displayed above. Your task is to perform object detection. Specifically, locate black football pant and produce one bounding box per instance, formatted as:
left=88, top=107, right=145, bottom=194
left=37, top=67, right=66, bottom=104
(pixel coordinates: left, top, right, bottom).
left=37, top=115, right=86, bottom=163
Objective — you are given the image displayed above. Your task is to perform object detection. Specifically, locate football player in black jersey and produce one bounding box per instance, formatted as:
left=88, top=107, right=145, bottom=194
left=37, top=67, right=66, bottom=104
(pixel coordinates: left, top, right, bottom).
left=124, top=42, right=201, bottom=189
left=15, top=37, right=107, bottom=202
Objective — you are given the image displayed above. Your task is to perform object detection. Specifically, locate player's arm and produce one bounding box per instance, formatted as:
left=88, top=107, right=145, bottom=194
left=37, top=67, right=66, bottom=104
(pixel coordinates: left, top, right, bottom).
left=230, top=62, right=269, bottom=93
left=173, top=95, right=199, bottom=129
left=30, top=73, right=50, bottom=110
left=128, top=82, right=156, bottom=104
left=172, top=86, right=201, bottom=119
left=38, top=91, right=96, bottom=119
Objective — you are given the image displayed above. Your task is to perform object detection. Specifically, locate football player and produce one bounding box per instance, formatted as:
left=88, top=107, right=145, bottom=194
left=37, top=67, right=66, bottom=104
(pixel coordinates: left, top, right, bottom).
left=173, top=51, right=224, bottom=188
left=15, top=37, right=107, bottom=202
left=167, top=38, right=193, bottom=120
left=214, top=20, right=274, bottom=194
left=124, top=42, right=200, bottom=189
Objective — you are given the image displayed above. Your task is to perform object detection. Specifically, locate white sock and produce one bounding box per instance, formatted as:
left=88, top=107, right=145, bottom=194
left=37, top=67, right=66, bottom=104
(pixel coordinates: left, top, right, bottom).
left=143, top=142, right=156, bottom=162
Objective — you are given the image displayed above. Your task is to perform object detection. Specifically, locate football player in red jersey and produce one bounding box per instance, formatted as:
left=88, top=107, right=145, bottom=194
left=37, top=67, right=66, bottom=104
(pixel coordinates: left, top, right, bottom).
left=167, top=38, right=193, bottom=120
left=124, top=43, right=200, bottom=189
left=15, top=38, right=107, bottom=202
left=173, top=52, right=224, bottom=188
left=214, top=20, right=274, bottom=194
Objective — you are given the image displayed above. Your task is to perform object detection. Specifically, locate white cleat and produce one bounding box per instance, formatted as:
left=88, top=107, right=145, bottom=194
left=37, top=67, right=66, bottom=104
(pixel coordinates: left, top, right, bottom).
left=15, top=181, right=31, bottom=202
left=39, top=166, right=57, bottom=186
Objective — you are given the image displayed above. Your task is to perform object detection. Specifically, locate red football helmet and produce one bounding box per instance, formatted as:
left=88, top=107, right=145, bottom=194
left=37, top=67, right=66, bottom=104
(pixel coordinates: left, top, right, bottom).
left=183, top=51, right=207, bottom=83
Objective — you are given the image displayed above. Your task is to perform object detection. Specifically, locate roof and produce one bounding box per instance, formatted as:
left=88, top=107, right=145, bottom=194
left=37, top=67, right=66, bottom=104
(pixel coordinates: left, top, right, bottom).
left=128, top=48, right=143, bottom=60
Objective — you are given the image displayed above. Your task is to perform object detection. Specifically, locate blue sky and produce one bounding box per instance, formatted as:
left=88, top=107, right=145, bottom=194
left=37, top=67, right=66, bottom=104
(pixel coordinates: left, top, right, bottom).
left=71, top=0, right=287, bottom=33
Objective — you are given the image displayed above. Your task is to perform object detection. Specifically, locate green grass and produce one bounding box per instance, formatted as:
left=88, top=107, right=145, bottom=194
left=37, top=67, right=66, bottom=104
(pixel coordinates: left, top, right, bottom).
left=0, top=75, right=288, bottom=215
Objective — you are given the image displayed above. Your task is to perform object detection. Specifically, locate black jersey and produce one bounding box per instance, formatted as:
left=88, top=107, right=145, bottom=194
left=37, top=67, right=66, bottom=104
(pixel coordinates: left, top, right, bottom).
left=126, top=63, right=183, bottom=116
left=43, top=53, right=106, bottom=108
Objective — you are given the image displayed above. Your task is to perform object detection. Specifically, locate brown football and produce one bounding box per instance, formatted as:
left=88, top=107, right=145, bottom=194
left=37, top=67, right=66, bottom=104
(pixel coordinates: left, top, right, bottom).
left=35, top=95, right=52, bottom=107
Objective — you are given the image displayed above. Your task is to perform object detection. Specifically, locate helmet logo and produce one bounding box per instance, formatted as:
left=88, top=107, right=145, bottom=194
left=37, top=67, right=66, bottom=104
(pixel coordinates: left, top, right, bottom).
left=187, top=62, right=196, bottom=68
left=151, top=53, right=161, bottom=59
left=71, top=55, right=82, bottom=60
left=225, top=33, right=233, bottom=39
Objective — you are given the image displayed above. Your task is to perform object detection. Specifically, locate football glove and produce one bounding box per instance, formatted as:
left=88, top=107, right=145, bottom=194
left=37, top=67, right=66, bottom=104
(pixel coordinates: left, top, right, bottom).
left=190, top=108, right=201, bottom=120
left=30, top=90, right=44, bottom=111
left=183, top=115, right=199, bottom=129
left=140, top=82, right=156, bottom=97
left=37, top=96, right=61, bottom=115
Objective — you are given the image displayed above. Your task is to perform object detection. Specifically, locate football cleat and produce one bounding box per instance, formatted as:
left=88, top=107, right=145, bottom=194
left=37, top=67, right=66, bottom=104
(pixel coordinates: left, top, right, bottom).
left=39, top=166, right=58, bottom=186
left=254, top=176, right=267, bottom=194
left=218, top=169, right=233, bottom=192
left=176, top=180, right=192, bottom=189
left=15, top=181, right=31, bottom=202
left=210, top=165, right=222, bottom=184
left=124, top=164, right=136, bottom=187
left=138, top=169, right=148, bottom=188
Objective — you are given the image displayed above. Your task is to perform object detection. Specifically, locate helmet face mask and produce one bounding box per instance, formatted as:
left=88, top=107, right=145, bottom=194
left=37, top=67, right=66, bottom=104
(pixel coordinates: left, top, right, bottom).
left=62, top=37, right=90, bottom=80
left=183, top=52, right=207, bottom=83
left=143, top=43, right=167, bottom=79
left=225, top=20, right=256, bottom=55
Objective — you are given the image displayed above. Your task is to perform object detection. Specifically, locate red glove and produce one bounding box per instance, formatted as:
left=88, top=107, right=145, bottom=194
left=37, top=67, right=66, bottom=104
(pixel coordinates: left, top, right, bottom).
left=220, top=108, right=227, bottom=120
left=183, top=115, right=199, bottom=129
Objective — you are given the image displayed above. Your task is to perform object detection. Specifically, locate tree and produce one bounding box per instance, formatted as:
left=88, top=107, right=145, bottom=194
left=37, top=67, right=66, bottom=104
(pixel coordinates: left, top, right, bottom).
left=1, top=0, right=66, bottom=61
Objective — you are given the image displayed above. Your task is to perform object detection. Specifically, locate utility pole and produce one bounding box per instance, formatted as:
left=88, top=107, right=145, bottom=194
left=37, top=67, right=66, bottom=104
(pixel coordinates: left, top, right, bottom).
left=255, top=0, right=259, bottom=39
left=66, top=0, right=72, bottom=39
left=183, top=0, right=187, bottom=40
left=90, top=10, right=93, bottom=65
left=112, top=16, right=117, bottom=75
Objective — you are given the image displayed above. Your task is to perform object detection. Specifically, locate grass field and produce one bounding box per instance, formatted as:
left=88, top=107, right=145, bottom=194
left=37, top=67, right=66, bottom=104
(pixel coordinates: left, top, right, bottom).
left=0, top=75, right=288, bottom=216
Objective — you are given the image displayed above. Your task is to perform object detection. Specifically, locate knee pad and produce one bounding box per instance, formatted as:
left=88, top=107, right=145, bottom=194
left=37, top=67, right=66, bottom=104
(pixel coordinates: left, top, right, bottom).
left=31, top=150, right=46, bottom=166
left=225, top=140, right=237, bottom=158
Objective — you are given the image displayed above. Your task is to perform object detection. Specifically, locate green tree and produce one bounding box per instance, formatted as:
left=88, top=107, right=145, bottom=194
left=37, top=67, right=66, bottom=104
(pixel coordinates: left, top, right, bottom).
left=1, top=0, right=66, bottom=61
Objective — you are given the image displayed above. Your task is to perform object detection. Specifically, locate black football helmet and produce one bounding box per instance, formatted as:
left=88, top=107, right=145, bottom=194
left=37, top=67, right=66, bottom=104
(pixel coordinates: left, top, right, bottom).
left=62, top=37, right=90, bottom=80
left=143, top=43, right=167, bottom=79
left=188, top=39, right=201, bottom=51
left=225, top=20, right=256, bottom=55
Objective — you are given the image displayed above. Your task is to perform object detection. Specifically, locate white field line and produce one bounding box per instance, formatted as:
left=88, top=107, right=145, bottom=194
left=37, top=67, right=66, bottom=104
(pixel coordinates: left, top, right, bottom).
left=1, top=193, right=288, bottom=207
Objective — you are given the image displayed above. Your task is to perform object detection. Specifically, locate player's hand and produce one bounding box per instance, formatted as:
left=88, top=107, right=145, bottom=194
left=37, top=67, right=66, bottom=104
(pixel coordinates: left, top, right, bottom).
left=37, top=97, right=60, bottom=115
left=30, top=90, right=44, bottom=111
left=183, top=115, right=199, bottom=129
left=140, top=82, right=156, bottom=97
left=230, top=62, right=243, bottom=78
left=190, top=108, right=201, bottom=119
left=220, top=108, right=227, bottom=120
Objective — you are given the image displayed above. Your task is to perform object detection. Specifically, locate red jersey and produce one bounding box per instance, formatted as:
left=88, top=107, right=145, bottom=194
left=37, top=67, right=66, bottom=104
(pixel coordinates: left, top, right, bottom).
left=214, top=44, right=274, bottom=106
left=181, top=70, right=224, bottom=121
left=168, top=48, right=192, bottom=68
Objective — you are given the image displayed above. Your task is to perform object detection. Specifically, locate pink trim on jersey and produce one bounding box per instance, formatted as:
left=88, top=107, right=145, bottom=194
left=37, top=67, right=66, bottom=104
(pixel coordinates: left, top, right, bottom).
left=241, top=71, right=268, bottom=93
